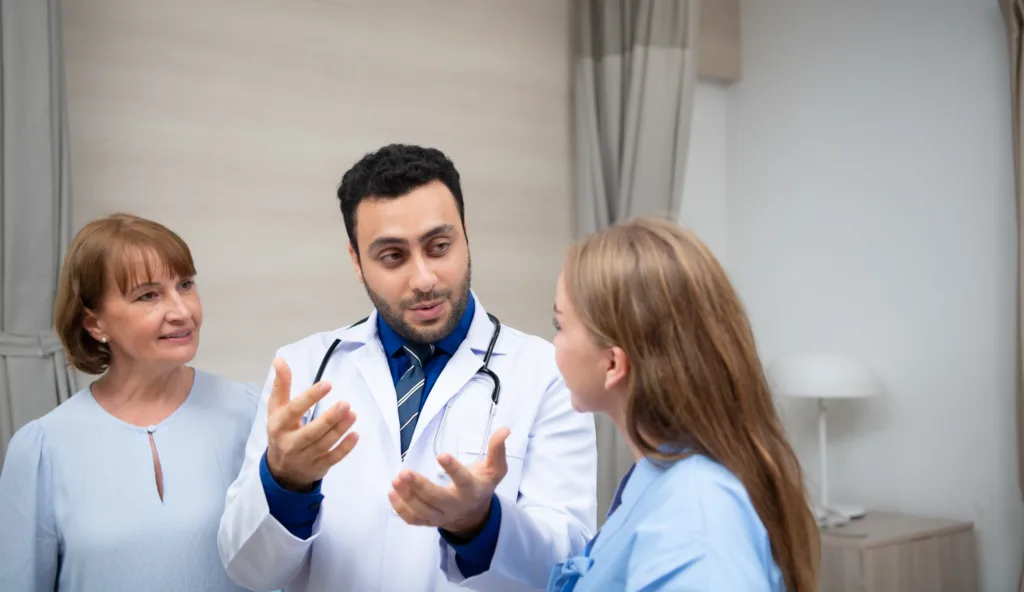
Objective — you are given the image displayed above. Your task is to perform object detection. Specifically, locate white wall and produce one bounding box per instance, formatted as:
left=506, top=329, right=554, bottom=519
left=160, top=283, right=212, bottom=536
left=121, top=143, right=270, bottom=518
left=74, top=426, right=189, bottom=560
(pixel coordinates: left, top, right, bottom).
left=62, top=0, right=573, bottom=385
left=730, top=1, right=1023, bottom=590
left=680, top=81, right=731, bottom=265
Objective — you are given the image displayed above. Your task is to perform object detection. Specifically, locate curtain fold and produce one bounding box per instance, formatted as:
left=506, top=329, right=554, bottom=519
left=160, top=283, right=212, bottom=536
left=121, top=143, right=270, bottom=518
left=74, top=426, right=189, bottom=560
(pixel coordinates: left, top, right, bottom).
left=999, top=0, right=1024, bottom=589
left=572, top=0, right=700, bottom=520
left=0, top=0, right=77, bottom=470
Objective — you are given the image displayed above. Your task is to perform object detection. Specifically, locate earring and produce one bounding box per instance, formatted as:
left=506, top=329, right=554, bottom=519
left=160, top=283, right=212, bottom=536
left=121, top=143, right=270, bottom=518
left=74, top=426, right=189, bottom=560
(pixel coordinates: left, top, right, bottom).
left=100, top=336, right=108, bottom=343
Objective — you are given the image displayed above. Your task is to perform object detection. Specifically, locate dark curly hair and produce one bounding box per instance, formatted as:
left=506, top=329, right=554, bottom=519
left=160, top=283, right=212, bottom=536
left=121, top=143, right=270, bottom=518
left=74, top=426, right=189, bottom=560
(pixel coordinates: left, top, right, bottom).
left=337, top=144, right=465, bottom=256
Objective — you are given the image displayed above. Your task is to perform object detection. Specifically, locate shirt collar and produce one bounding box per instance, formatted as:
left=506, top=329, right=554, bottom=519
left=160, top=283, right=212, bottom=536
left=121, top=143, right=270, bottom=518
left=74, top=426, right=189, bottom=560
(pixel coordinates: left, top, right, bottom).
left=377, top=296, right=476, bottom=359
left=609, top=439, right=694, bottom=517
left=617, top=456, right=672, bottom=513
left=606, top=463, right=636, bottom=518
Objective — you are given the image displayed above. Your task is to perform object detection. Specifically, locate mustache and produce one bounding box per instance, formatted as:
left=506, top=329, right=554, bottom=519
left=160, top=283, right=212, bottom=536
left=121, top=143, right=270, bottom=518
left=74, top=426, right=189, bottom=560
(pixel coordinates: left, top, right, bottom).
left=404, top=290, right=451, bottom=307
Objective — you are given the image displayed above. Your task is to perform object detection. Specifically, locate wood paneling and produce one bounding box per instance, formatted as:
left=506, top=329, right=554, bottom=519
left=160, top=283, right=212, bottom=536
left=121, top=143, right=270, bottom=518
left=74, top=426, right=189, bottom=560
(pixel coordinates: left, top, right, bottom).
left=698, top=0, right=742, bottom=83
left=62, top=0, right=573, bottom=384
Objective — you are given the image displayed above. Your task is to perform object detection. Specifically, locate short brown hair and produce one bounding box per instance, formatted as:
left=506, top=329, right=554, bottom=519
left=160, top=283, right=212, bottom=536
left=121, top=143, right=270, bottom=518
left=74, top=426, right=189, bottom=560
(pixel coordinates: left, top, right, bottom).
left=562, top=216, right=819, bottom=592
left=54, top=213, right=197, bottom=375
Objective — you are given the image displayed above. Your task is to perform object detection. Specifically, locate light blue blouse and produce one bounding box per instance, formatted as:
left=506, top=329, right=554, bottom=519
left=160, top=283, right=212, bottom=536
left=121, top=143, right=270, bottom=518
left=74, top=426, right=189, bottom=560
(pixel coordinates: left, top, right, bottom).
left=0, top=369, right=259, bottom=592
left=547, top=453, right=786, bottom=591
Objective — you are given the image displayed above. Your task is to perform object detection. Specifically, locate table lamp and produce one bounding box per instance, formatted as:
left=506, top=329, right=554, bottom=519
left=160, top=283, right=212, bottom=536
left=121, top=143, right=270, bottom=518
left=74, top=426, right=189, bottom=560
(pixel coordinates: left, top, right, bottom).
left=766, top=352, right=881, bottom=526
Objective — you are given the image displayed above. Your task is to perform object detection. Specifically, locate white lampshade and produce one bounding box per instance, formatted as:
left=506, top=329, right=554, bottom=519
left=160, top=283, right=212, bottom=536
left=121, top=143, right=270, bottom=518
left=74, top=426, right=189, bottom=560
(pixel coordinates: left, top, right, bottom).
left=767, top=352, right=881, bottom=399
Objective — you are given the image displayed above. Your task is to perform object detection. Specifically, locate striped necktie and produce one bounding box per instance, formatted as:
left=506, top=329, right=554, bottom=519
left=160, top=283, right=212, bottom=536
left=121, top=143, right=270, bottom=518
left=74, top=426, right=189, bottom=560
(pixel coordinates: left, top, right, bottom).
left=396, top=342, right=434, bottom=458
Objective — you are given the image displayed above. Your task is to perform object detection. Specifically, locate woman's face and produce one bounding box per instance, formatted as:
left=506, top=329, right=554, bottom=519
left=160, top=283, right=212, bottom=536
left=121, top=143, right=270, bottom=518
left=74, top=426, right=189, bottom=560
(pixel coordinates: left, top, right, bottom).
left=552, top=272, right=620, bottom=414
left=85, top=250, right=202, bottom=371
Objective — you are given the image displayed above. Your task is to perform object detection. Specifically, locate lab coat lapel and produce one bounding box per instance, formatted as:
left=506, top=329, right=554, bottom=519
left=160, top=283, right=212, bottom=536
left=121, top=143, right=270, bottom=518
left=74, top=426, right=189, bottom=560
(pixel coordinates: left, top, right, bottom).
left=413, top=299, right=502, bottom=447
left=350, top=323, right=401, bottom=454
left=413, top=344, right=482, bottom=447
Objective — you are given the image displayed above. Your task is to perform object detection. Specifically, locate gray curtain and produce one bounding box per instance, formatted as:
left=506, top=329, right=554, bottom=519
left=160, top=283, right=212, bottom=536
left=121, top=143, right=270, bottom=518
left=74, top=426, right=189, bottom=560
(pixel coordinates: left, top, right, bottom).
left=0, top=0, right=77, bottom=470
left=572, top=0, right=700, bottom=520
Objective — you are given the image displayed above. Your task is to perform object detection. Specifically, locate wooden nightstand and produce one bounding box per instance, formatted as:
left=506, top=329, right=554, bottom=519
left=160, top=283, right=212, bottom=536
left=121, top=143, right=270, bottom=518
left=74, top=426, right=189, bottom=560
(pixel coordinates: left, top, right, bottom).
left=819, top=511, right=977, bottom=592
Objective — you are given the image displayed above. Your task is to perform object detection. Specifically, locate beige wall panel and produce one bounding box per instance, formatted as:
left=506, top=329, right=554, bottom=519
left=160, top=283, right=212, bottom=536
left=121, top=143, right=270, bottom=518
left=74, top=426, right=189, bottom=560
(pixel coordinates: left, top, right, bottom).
left=63, top=0, right=573, bottom=384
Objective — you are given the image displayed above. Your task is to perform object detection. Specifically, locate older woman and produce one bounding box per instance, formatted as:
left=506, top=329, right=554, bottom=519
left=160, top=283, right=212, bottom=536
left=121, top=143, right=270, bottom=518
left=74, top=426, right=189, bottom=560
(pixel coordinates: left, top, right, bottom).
left=0, top=213, right=259, bottom=591
left=546, top=217, right=819, bottom=591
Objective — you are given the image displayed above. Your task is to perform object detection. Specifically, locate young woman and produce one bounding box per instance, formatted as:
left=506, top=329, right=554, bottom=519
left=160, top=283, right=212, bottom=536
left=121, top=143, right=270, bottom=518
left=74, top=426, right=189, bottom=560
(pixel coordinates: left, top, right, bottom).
left=548, top=216, right=819, bottom=591
left=0, top=213, right=259, bottom=591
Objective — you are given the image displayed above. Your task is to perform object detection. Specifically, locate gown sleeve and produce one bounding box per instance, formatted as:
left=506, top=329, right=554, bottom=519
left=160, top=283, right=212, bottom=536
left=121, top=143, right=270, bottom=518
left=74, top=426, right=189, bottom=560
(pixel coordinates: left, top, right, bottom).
left=0, top=420, right=60, bottom=591
left=626, top=525, right=771, bottom=591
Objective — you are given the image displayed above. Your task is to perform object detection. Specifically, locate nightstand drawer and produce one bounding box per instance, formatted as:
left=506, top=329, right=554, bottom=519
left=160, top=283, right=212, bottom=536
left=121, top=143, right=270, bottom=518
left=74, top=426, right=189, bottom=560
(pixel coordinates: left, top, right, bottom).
left=820, top=511, right=977, bottom=592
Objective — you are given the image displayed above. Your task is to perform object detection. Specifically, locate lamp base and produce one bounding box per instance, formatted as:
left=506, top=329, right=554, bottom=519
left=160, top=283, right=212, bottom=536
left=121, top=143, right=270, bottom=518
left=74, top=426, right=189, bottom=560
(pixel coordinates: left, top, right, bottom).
left=830, top=502, right=867, bottom=520
left=814, top=502, right=867, bottom=527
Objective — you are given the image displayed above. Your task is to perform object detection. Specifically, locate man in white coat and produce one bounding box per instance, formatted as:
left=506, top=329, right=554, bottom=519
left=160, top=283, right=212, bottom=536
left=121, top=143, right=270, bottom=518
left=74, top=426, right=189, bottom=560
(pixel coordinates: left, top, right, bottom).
left=218, top=144, right=597, bottom=591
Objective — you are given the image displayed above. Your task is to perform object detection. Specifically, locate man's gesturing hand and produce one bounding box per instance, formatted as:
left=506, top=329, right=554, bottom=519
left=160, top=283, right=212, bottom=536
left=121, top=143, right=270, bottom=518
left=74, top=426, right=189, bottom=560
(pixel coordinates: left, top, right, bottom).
left=265, top=358, right=359, bottom=492
left=387, top=427, right=511, bottom=539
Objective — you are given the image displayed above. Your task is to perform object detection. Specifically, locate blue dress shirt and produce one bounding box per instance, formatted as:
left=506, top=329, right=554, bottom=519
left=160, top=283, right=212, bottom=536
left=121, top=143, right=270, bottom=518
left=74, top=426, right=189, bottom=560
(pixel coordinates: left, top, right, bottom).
left=259, top=298, right=501, bottom=577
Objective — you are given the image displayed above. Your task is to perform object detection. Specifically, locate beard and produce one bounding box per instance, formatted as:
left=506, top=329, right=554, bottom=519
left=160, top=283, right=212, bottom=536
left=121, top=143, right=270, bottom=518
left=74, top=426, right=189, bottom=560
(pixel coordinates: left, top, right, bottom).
left=365, top=258, right=472, bottom=345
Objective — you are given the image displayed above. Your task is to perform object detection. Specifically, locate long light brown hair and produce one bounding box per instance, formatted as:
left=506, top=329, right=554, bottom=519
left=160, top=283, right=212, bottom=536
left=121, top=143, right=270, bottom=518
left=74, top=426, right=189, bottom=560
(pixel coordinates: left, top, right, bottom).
left=562, top=216, right=819, bottom=592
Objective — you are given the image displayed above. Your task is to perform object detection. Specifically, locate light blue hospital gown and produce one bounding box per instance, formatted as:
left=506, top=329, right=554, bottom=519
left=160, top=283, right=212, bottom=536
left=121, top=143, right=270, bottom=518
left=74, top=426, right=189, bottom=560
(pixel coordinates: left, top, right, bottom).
left=547, top=454, right=786, bottom=591
left=0, top=369, right=259, bottom=592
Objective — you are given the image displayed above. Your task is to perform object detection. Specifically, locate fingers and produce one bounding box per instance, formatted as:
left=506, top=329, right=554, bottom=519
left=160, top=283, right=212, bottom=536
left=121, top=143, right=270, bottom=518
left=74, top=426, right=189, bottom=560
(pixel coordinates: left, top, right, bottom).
left=293, top=402, right=354, bottom=449
left=436, top=454, right=476, bottom=491
left=395, top=469, right=454, bottom=509
left=485, top=427, right=511, bottom=474
left=308, top=406, right=358, bottom=452
left=315, top=431, right=359, bottom=469
left=267, top=358, right=292, bottom=412
left=281, top=381, right=333, bottom=425
left=388, top=490, right=433, bottom=527
left=391, top=476, right=445, bottom=525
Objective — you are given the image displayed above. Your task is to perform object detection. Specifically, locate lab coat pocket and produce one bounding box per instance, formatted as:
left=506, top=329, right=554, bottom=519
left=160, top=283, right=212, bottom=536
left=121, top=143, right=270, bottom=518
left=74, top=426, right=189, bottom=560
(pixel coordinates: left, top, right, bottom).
left=458, top=434, right=529, bottom=500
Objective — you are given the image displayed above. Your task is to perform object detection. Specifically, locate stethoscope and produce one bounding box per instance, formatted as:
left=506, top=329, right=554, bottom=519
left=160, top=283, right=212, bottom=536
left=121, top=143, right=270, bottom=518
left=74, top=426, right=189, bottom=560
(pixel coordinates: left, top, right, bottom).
left=303, top=313, right=502, bottom=468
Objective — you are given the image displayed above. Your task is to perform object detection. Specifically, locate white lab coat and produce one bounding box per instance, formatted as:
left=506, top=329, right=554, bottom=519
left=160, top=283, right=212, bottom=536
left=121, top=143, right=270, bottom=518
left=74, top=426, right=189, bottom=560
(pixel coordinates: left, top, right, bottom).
left=218, top=296, right=597, bottom=592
